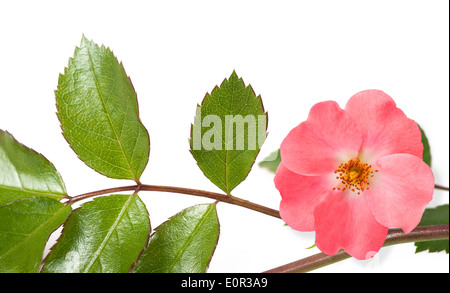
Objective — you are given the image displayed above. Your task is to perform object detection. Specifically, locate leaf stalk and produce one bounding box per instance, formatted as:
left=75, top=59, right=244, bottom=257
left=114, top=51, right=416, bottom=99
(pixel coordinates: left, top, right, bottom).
left=65, top=183, right=448, bottom=273
left=66, top=184, right=281, bottom=218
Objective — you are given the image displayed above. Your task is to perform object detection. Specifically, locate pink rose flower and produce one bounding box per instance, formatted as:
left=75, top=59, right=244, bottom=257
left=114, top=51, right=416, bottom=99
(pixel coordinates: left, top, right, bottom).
left=274, top=90, right=434, bottom=260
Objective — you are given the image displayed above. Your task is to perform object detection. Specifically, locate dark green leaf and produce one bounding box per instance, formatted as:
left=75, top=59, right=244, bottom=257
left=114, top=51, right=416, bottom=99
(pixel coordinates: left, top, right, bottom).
left=132, top=203, right=219, bottom=273
left=42, top=194, right=150, bottom=273
left=55, top=36, right=150, bottom=182
left=0, top=197, right=71, bottom=273
left=0, top=130, right=66, bottom=206
left=190, top=71, right=267, bottom=194
left=417, top=124, right=431, bottom=167
left=258, top=149, right=281, bottom=173
left=415, top=204, right=449, bottom=254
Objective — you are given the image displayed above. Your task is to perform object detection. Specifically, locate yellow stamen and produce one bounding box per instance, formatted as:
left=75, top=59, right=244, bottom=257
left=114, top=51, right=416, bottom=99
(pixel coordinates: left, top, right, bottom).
left=333, top=158, right=377, bottom=195
left=348, top=166, right=361, bottom=180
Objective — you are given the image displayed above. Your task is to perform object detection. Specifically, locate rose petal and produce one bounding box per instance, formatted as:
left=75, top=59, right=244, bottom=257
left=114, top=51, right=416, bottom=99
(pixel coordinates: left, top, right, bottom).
left=280, top=101, right=362, bottom=176
left=366, top=154, right=434, bottom=233
left=275, top=163, right=331, bottom=231
left=314, top=192, right=389, bottom=260
left=345, top=90, right=423, bottom=161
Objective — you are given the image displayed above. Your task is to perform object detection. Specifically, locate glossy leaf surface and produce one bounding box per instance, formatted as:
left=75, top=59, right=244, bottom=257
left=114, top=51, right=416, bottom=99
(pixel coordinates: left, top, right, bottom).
left=42, top=194, right=150, bottom=273
left=190, top=71, right=267, bottom=194
left=55, top=36, right=150, bottom=182
left=0, top=197, right=71, bottom=272
left=132, top=203, right=219, bottom=273
left=0, top=130, right=66, bottom=206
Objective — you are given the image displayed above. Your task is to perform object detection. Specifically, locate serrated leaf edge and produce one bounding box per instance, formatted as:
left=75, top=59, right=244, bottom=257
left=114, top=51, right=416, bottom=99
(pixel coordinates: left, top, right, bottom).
left=189, top=71, right=268, bottom=194
left=55, top=36, right=150, bottom=182
left=132, top=203, right=220, bottom=273
left=0, top=129, right=67, bottom=202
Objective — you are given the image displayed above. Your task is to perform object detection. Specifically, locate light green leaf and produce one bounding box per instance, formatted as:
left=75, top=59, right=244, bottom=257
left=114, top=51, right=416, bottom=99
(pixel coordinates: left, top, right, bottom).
left=0, top=130, right=66, bottom=206
left=415, top=204, right=449, bottom=254
left=190, top=71, right=268, bottom=194
left=417, top=123, right=431, bottom=167
left=42, top=194, right=150, bottom=273
left=55, top=36, right=150, bottom=182
left=0, top=197, right=71, bottom=273
left=132, top=203, right=219, bottom=273
left=258, top=149, right=281, bottom=173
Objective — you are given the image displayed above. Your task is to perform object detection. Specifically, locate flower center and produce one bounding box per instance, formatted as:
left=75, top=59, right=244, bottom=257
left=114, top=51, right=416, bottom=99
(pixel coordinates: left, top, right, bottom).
left=333, top=158, right=378, bottom=195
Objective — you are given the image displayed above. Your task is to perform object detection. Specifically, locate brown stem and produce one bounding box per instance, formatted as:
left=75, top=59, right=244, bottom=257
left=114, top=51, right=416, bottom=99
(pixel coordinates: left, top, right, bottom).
left=263, top=224, right=449, bottom=273
left=435, top=184, right=449, bottom=191
left=66, top=184, right=281, bottom=219
left=65, top=183, right=448, bottom=273
left=66, top=183, right=448, bottom=218
left=139, top=184, right=281, bottom=218
left=65, top=185, right=138, bottom=204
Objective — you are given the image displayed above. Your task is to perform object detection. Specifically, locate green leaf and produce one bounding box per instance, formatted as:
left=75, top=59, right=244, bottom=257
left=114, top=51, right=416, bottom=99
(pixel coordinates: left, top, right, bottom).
left=0, top=130, right=66, bottom=207
left=417, top=123, right=431, bottom=167
left=258, top=149, right=281, bottom=173
left=55, top=36, right=150, bottom=182
left=415, top=204, right=449, bottom=254
left=190, top=71, right=268, bottom=194
left=132, top=203, right=219, bottom=273
left=42, top=194, right=150, bottom=273
left=0, top=197, right=71, bottom=273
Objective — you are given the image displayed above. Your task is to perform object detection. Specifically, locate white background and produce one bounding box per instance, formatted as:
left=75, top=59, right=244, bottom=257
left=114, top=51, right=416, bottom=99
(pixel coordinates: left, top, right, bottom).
left=0, top=0, right=448, bottom=273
